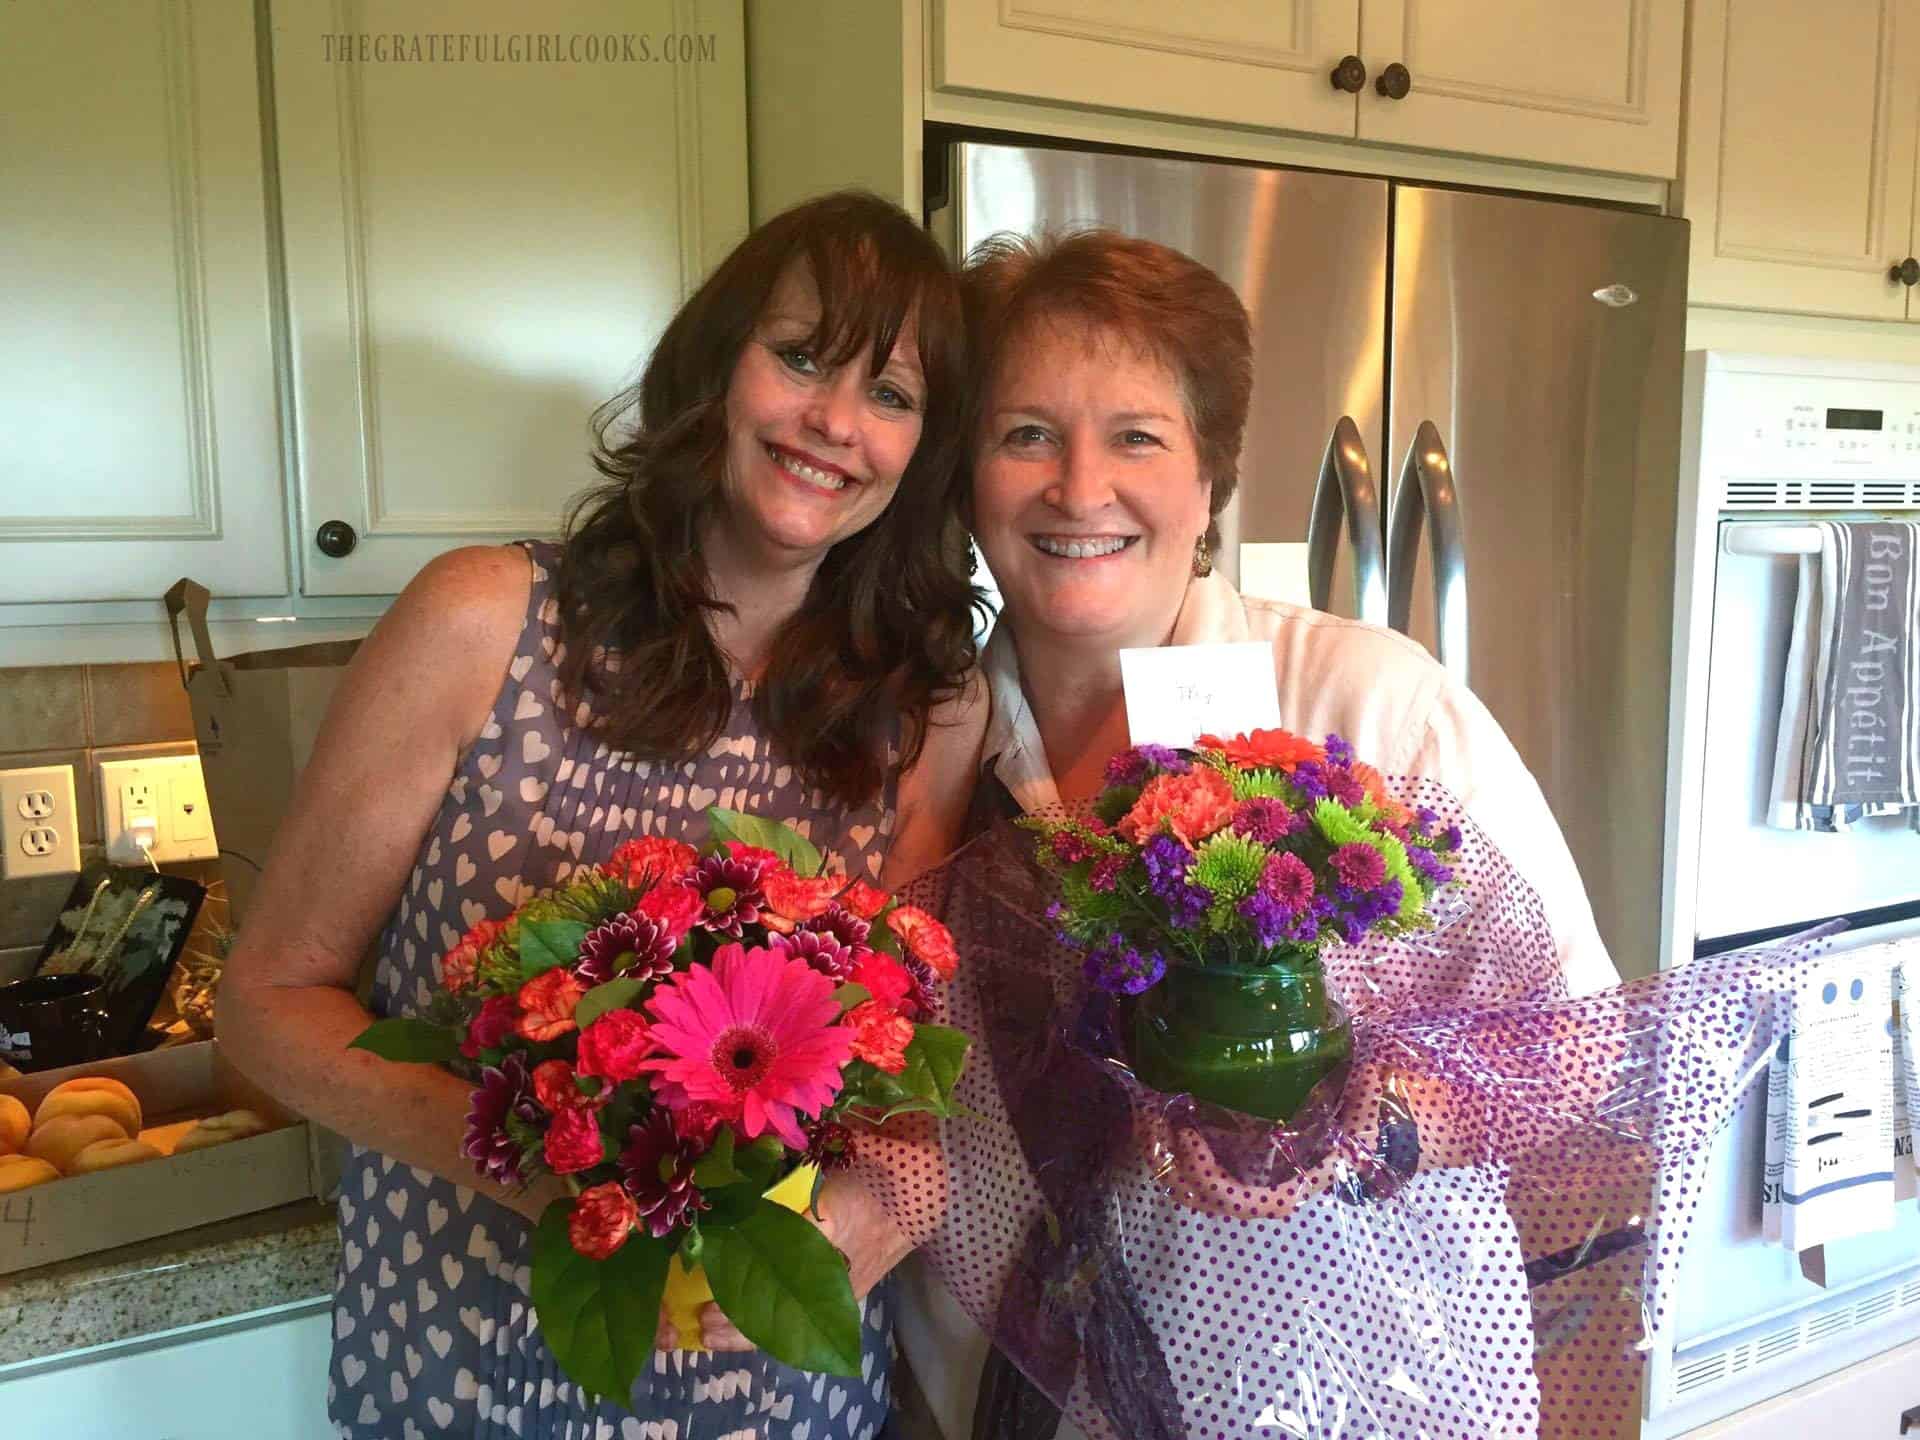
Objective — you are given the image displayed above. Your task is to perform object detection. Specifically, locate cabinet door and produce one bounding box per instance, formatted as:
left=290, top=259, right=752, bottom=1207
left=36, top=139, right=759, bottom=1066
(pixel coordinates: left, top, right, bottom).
left=273, top=1, right=747, bottom=597
left=1357, top=0, right=1683, bottom=176
left=933, top=0, right=1358, bottom=139
left=1682, top=0, right=1920, bottom=320
left=0, top=0, right=288, bottom=604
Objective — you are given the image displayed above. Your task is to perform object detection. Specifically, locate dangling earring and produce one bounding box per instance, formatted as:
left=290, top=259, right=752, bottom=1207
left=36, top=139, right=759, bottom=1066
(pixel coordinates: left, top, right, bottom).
left=1192, top=534, right=1214, bottom=578
left=966, top=539, right=980, bottom=577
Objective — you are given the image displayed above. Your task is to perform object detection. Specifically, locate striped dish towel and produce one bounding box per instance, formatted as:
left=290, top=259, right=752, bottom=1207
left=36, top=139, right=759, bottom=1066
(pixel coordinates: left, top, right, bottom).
left=1768, top=520, right=1920, bottom=831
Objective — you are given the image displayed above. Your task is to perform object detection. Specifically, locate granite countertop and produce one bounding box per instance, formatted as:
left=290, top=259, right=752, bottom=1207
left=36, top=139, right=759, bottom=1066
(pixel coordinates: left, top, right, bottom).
left=0, top=1200, right=339, bottom=1367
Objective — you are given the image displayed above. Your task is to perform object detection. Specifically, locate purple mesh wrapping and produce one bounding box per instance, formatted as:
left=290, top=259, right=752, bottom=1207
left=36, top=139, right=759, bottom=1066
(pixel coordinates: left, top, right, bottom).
left=856, top=779, right=1823, bottom=1440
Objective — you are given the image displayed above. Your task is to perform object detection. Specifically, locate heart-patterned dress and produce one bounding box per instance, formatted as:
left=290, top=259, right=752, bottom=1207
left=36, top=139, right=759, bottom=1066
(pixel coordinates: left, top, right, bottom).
left=329, top=541, right=898, bottom=1439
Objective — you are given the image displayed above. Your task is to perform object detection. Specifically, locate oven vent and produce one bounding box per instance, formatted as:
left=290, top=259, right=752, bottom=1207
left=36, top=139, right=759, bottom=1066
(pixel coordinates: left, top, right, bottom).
left=1720, top=476, right=1920, bottom=509
left=1665, top=1272, right=1920, bottom=1407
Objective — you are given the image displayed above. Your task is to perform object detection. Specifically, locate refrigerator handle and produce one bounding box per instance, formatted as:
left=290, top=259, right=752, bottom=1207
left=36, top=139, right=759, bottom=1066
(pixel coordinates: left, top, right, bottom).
left=1306, top=416, right=1387, bottom=625
left=1386, top=419, right=1469, bottom=684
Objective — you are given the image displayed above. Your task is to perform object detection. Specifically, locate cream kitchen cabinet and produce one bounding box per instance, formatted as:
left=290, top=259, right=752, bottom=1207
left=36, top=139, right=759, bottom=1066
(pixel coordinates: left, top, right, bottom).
left=272, top=0, right=746, bottom=597
left=932, top=0, right=1683, bottom=178
left=1682, top=0, right=1920, bottom=321
left=0, top=0, right=745, bottom=651
left=1, top=0, right=288, bottom=608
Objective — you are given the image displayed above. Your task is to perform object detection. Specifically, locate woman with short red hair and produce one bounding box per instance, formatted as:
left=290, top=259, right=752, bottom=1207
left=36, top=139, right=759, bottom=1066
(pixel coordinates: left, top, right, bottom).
left=893, top=228, right=1614, bottom=1439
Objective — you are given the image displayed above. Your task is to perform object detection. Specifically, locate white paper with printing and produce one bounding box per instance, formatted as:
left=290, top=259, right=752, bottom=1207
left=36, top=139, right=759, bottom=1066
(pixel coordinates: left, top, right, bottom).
left=1762, top=957, right=1897, bottom=1251
left=1119, top=641, right=1281, bottom=750
left=1895, top=959, right=1917, bottom=1202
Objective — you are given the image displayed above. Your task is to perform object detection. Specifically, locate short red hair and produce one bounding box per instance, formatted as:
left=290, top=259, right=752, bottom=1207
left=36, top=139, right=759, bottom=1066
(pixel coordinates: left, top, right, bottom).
left=960, top=229, right=1253, bottom=547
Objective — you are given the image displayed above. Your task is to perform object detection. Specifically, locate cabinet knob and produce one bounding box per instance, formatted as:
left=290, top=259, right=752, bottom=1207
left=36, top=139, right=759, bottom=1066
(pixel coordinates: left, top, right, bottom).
left=1891, top=257, right=1920, bottom=286
left=1375, top=62, right=1412, bottom=100
left=315, top=520, right=358, bottom=558
left=1329, top=54, right=1367, bottom=93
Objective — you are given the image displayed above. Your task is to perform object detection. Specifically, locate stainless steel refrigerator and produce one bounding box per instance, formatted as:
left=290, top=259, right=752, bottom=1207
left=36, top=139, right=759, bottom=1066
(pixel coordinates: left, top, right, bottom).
left=939, top=138, right=1689, bottom=978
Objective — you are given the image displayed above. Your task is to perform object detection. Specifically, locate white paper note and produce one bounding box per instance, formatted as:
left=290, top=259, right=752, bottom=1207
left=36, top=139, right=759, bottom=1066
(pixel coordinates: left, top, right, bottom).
left=1764, top=957, right=1897, bottom=1251
left=1895, top=959, right=1917, bottom=1201
left=1118, top=641, right=1281, bottom=750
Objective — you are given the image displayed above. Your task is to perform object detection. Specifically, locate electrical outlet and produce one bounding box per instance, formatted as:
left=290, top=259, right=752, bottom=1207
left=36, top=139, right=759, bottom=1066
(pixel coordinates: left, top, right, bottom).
left=0, top=765, right=82, bottom=879
left=98, top=753, right=219, bottom=864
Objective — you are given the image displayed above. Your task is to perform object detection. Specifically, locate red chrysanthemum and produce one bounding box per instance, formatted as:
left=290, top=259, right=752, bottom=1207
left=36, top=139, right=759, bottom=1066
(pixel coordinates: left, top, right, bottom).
left=683, top=853, right=769, bottom=938
left=568, top=1181, right=638, bottom=1260
left=618, top=1110, right=709, bottom=1238
left=803, top=1117, right=855, bottom=1172
left=462, top=1053, right=538, bottom=1186
left=769, top=926, right=861, bottom=981
left=804, top=904, right=872, bottom=950
left=640, top=943, right=853, bottom=1149
left=1196, top=727, right=1326, bottom=773
left=886, top=905, right=960, bottom=981
left=603, top=836, right=697, bottom=889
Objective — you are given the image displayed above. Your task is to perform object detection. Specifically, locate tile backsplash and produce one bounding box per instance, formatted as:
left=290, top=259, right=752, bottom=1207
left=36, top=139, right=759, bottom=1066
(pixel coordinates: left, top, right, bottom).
left=0, top=662, right=202, bottom=953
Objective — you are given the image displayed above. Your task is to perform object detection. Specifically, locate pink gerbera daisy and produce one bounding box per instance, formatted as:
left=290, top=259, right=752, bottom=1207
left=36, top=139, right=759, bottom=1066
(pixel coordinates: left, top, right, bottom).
left=639, top=943, right=853, bottom=1150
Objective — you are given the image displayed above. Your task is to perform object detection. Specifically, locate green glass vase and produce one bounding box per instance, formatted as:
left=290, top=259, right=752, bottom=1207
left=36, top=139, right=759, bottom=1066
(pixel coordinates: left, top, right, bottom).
left=1129, top=957, right=1351, bottom=1123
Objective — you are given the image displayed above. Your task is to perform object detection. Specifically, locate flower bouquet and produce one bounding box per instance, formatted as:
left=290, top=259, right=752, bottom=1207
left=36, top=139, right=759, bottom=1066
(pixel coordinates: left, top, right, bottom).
left=348, top=810, right=969, bottom=1402
left=1022, top=729, right=1461, bottom=1122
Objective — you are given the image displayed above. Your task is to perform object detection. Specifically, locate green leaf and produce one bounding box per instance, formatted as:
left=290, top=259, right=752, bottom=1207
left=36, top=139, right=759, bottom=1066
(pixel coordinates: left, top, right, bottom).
left=706, top=806, right=823, bottom=877
left=734, top=1134, right=787, bottom=1189
left=348, top=1018, right=460, bottom=1065
left=575, top=977, right=644, bottom=1027
left=691, top=1128, right=746, bottom=1189
left=897, top=1025, right=971, bottom=1112
left=837, top=1058, right=913, bottom=1112
left=520, top=919, right=590, bottom=980
left=700, top=1178, right=765, bottom=1228
left=530, top=1199, right=672, bottom=1402
left=701, top=1200, right=862, bottom=1377
left=867, top=918, right=902, bottom=958
left=830, top=982, right=872, bottom=1012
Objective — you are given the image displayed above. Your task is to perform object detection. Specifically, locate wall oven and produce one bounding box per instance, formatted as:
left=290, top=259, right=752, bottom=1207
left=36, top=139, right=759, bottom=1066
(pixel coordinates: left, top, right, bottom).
left=1647, top=353, right=1920, bottom=1436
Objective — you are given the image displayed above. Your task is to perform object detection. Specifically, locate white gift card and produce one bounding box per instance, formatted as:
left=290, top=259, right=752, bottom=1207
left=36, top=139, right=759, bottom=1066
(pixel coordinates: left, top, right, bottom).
left=1119, top=641, right=1281, bottom=749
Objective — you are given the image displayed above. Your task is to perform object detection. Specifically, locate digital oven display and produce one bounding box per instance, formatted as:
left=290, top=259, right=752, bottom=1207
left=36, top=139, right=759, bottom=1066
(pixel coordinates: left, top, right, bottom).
left=1825, top=407, right=1884, bottom=430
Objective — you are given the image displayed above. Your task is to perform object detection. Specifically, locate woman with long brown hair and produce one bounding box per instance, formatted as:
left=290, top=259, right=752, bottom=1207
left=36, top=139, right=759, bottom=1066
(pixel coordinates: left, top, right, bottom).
left=220, top=191, right=984, bottom=1438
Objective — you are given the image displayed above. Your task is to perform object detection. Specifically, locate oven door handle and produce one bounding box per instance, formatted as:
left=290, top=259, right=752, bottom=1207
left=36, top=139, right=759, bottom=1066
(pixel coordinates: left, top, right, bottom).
left=1307, top=416, right=1387, bottom=625
left=1387, top=419, right=1469, bottom=685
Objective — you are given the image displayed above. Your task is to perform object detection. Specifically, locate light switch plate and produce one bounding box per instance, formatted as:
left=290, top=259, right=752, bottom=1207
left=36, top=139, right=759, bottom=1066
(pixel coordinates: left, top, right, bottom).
left=97, top=753, right=219, bottom=865
left=0, top=764, right=82, bottom=879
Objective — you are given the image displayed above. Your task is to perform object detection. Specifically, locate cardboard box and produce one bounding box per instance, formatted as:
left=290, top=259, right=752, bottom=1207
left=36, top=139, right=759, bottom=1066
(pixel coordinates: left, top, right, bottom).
left=0, top=1041, right=315, bottom=1275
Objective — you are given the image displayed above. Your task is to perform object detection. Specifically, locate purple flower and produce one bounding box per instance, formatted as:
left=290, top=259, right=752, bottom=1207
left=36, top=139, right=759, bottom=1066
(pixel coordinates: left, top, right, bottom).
left=462, top=1053, right=537, bottom=1186
left=898, top=952, right=937, bottom=1019
left=686, top=852, right=768, bottom=937
left=1231, top=797, right=1296, bottom=844
left=1087, top=853, right=1127, bottom=892
left=769, top=926, right=862, bottom=981
left=1330, top=843, right=1386, bottom=890
left=1324, top=734, right=1356, bottom=768
left=1105, top=745, right=1191, bottom=786
left=1083, top=937, right=1166, bottom=995
left=1142, top=834, right=1210, bottom=926
left=1290, top=761, right=1330, bottom=802
left=1439, top=824, right=1464, bottom=852
left=1261, top=852, right=1316, bottom=912
left=575, top=910, right=678, bottom=986
left=1409, top=846, right=1453, bottom=885
left=804, top=904, right=872, bottom=949
left=1323, top=767, right=1367, bottom=807
left=1239, top=890, right=1291, bottom=948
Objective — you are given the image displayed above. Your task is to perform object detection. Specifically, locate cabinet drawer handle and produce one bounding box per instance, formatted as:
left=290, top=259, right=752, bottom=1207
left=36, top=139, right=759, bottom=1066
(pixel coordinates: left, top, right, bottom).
left=1375, top=62, right=1412, bottom=100
left=1891, top=257, right=1920, bottom=286
left=315, top=520, right=358, bottom=558
left=1329, top=54, right=1367, bottom=93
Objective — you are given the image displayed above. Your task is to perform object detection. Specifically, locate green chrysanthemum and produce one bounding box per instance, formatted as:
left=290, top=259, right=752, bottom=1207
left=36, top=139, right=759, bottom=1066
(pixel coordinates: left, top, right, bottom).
left=1190, top=831, right=1268, bottom=902
left=1229, top=767, right=1295, bottom=801
left=1315, top=800, right=1426, bottom=927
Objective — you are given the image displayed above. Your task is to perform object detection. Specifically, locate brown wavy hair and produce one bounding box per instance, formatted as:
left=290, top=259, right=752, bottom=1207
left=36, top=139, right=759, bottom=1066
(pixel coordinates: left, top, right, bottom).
left=960, top=228, right=1254, bottom=549
left=554, top=191, right=978, bottom=808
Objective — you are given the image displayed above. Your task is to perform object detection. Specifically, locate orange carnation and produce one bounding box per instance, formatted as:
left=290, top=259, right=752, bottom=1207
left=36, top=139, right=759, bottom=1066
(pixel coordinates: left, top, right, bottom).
left=886, top=905, right=959, bottom=981
left=1118, top=766, right=1237, bottom=846
left=1196, top=728, right=1326, bottom=773
left=763, top=869, right=840, bottom=923
left=604, top=836, right=697, bottom=889
left=1350, top=761, right=1415, bottom=827
left=514, top=968, right=586, bottom=1043
left=846, top=1001, right=914, bottom=1075
left=839, top=880, right=891, bottom=921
